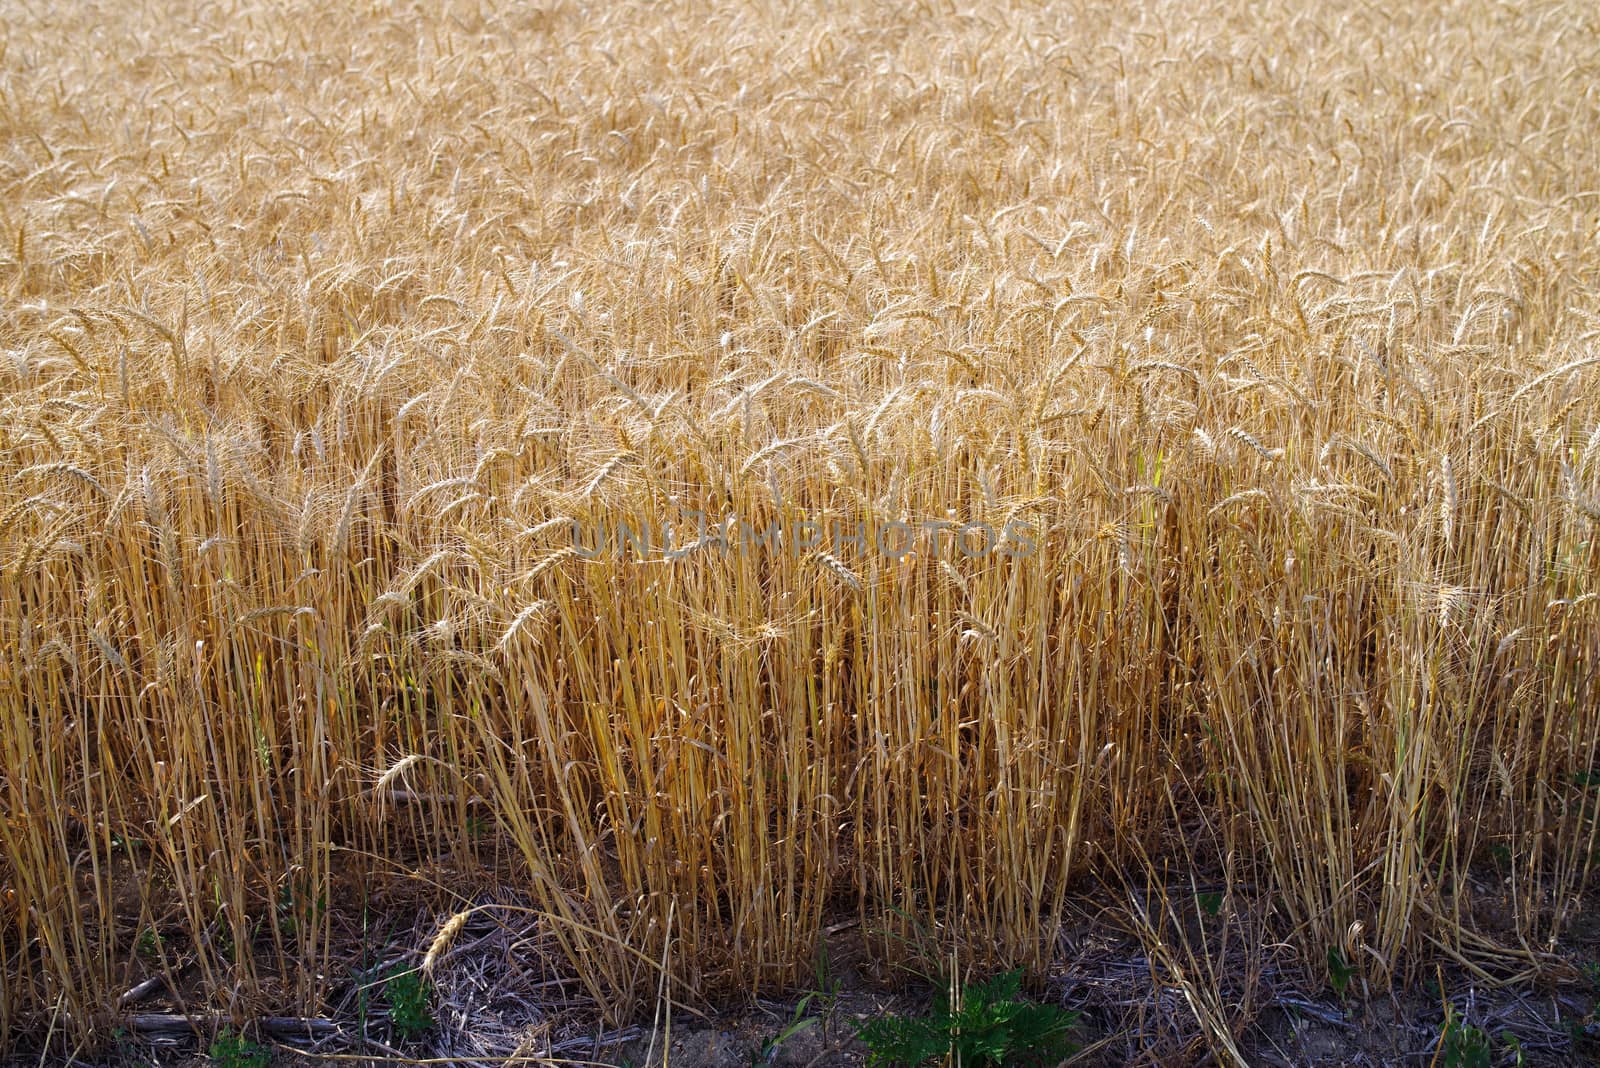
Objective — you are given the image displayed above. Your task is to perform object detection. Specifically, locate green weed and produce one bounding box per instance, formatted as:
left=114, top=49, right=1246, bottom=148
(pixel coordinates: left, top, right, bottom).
left=208, top=1028, right=269, bottom=1068
left=856, top=969, right=1078, bottom=1068
left=384, top=965, right=435, bottom=1039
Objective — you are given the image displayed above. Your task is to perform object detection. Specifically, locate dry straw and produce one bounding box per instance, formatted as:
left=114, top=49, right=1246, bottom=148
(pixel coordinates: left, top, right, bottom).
left=1, top=0, right=1599, bottom=1057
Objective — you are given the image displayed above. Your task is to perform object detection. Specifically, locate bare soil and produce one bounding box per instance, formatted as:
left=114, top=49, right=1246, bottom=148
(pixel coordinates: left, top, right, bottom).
left=22, top=883, right=1600, bottom=1067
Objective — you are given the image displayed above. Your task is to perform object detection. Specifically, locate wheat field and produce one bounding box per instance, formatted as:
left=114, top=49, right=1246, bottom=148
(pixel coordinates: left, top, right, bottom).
left=3, top=0, right=1600, bottom=1057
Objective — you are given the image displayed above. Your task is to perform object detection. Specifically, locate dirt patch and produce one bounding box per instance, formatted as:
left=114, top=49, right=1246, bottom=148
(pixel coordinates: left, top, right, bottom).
left=27, top=890, right=1600, bottom=1068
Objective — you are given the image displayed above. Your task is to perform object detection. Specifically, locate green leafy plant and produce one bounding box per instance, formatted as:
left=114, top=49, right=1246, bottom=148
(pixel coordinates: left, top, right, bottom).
left=1438, top=1007, right=1491, bottom=1068
left=856, top=969, right=1079, bottom=1068
left=208, top=1028, right=270, bottom=1068
left=1498, top=1029, right=1525, bottom=1067
left=384, top=965, right=435, bottom=1039
left=750, top=994, right=818, bottom=1066
left=1326, top=946, right=1356, bottom=999
left=813, top=942, right=842, bottom=1006
left=275, top=874, right=327, bottom=937
left=110, top=1025, right=140, bottom=1064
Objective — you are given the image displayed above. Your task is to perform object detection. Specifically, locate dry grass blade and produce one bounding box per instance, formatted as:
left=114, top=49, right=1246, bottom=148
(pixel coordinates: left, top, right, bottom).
left=1, top=0, right=1598, bottom=1057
